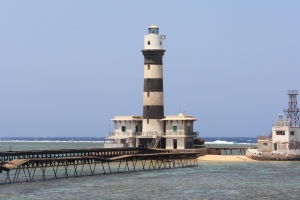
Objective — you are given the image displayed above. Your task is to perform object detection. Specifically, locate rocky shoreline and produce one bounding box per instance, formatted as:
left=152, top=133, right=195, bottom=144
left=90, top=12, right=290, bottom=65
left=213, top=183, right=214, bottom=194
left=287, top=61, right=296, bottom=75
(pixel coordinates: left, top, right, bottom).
left=249, top=155, right=300, bottom=161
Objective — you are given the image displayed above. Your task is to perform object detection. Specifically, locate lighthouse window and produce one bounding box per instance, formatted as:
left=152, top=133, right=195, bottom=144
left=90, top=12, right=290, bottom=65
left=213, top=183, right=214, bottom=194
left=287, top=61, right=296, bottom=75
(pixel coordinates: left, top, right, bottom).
left=147, top=91, right=149, bottom=97
left=147, top=106, right=149, bottom=110
left=147, top=119, right=149, bottom=124
left=148, top=41, right=150, bottom=45
left=290, top=131, right=295, bottom=136
left=147, top=57, right=150, bottom=60
left=160, top=42, right=162, bottom=45
left=148, top=65, right=150, bottom=70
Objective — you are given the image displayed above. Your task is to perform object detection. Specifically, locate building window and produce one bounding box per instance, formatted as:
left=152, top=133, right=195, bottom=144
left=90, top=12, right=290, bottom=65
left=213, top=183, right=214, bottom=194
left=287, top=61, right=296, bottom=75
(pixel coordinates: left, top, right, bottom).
left=148, top=65, right=150, bottom=70
left=187, top=125, right=190, bottom=132
left=173, top=126, right=177, bottom=132
left=290, top=131, right=295, bottom=136
left=263, top=143, right=268, bottom=147
left=135, top=126, right=138, bottom=132
left=122, top=126, right=126, bottom=132
left=276, top=131, right=285, bottom=135
left=148, top=41, right=150, bottom=45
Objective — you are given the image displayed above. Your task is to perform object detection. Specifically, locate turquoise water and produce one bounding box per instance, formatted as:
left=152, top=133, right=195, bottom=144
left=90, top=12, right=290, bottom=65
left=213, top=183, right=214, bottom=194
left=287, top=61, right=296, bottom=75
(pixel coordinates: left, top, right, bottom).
left=1, top=161, right=300, bottom=199
left=1, top=141, right=300, bottom=199
left=0, top=142, right=104, bottom=152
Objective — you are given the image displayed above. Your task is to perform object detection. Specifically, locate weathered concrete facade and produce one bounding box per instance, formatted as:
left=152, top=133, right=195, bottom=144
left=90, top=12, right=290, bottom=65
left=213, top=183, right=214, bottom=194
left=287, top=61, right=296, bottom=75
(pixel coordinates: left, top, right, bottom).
left=271, top=116, right=300, bottom=150
left=257, top=117, right=300, bottom=151
left=162, top=113, right=197, bottom=149
left=257, top=136, right=272, bottom=150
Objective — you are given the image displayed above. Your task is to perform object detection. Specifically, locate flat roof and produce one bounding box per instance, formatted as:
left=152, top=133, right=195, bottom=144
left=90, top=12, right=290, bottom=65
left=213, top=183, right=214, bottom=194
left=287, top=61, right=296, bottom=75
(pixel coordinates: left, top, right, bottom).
left=111, top=115, right=143, bottom=121
left=161, top=113, right=197, bottom=121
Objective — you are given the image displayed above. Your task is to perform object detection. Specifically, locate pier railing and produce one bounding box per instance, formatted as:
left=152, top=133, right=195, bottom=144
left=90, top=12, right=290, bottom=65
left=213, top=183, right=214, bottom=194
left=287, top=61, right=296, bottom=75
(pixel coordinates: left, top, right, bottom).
left=0, top=147, right=147, bottom=164
left=108, top=132, right=198, bottom=137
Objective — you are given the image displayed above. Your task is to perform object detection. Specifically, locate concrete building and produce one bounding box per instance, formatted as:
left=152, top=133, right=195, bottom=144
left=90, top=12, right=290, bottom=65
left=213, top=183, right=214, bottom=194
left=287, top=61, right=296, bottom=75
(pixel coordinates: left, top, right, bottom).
left=104, top=25, right=198, bottom=149
left=257, top=90, right=300, bottom=151
left=271, top=114, right=300, bottom=150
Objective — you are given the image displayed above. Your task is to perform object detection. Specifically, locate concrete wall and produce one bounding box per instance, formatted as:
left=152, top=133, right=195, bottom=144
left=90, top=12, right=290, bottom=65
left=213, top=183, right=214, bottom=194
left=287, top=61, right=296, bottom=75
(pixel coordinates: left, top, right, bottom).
left=114, top=121, right=142, bottom=134
left=166, top=137, right=185, bottom=149
left=272, top=126, right=290, bottom=143
left=272, top=127, right=300, bottom=150
left=165, top=120, right=194, bottom=134
left=257, top=139, right=273, bottom=150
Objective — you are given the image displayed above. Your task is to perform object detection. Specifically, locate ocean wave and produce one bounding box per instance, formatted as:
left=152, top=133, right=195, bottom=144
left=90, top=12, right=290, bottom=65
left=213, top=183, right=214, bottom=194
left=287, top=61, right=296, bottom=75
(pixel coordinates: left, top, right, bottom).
left=205, top=140, right=235, bottom=144
left=205, top=140, right=256, bottom=145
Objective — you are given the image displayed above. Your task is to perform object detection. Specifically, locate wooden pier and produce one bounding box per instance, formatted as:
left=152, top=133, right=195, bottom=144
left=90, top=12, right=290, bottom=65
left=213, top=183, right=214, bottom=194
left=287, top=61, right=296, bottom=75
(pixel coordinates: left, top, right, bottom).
left=0, top=147, right=200, bottom=184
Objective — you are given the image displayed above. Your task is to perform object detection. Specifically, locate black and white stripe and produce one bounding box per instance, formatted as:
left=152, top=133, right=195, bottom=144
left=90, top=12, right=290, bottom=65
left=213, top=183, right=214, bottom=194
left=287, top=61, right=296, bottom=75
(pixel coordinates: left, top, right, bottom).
left=142, top=49, right=165, bottom=132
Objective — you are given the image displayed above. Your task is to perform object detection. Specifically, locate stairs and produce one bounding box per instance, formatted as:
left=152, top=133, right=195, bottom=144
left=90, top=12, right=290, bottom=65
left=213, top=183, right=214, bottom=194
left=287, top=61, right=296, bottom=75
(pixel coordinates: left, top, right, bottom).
left=149, top=136, right=161, bottom=148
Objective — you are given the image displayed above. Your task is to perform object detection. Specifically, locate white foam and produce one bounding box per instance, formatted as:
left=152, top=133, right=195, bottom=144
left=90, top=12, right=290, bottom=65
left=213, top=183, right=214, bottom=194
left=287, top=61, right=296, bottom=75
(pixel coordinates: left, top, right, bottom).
left=205, top=140, right=235, bottom=144
left=205, top=140, right=257, bottom=145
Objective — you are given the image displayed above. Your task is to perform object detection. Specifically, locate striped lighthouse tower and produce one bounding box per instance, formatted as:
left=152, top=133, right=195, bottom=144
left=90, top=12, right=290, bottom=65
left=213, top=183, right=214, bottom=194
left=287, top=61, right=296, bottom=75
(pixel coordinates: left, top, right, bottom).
left=142, top=24, right=165, bottom=133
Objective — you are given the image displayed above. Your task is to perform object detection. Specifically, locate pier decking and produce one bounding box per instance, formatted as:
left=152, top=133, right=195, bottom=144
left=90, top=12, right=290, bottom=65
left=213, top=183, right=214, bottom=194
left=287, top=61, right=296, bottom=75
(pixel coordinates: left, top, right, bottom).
left=0, top=147, right=202, bottom=184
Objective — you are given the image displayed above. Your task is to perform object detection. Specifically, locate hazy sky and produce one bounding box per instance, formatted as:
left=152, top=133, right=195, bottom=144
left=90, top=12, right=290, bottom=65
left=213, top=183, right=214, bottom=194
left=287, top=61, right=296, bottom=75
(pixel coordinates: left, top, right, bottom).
left=0, top=1, right=299, bottom=137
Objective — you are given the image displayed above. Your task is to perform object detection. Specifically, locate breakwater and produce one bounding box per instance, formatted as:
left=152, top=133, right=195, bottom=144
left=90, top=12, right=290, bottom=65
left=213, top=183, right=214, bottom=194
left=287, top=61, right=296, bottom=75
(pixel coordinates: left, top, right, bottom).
left=249, top=154, right=300, bottom=161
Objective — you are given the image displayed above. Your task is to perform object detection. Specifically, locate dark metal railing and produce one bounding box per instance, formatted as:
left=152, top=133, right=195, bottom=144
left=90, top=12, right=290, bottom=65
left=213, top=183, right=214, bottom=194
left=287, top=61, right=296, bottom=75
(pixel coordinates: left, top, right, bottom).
left=0, top=147, right=147, bottom=164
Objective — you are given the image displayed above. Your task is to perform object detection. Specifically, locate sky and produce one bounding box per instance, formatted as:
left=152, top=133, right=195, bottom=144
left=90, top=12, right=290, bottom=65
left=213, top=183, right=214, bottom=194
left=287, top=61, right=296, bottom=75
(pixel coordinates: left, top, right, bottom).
left=0, top=1, right=299, bottom=137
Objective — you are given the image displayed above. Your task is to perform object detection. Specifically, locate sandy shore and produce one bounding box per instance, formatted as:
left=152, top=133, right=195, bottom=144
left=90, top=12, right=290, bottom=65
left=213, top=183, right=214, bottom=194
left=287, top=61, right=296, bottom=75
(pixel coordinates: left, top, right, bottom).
left=197, top=155, right=256, bottom=162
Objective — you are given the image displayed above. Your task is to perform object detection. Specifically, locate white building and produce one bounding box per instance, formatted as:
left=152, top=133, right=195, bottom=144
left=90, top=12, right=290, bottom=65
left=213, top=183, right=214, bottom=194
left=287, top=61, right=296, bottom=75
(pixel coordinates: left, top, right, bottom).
left=257, top=90, right=300, bottom=151
left=104, top=24, right=198, bottom=149
left=105, top=113, right=197, bottom=149
left=271, top=114, right=300, bottom=150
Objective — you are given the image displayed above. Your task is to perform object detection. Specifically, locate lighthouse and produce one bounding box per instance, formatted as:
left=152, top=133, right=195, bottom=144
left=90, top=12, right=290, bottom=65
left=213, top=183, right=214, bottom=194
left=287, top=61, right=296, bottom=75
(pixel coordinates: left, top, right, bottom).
left=106, top=24, right=198, bottom=149
left=141, top=24, right=165, bottom=133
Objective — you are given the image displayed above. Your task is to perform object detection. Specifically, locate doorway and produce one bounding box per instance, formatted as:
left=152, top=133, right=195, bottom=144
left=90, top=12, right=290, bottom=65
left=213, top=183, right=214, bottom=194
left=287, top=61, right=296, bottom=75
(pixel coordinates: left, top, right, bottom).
left=173, top=139, right=177, bottom=149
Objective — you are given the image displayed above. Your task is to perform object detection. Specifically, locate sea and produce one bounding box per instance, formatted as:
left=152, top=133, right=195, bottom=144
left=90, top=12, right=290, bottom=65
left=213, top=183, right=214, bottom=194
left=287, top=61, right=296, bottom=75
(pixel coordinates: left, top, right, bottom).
left=1, top=137, right=300, bottom=199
